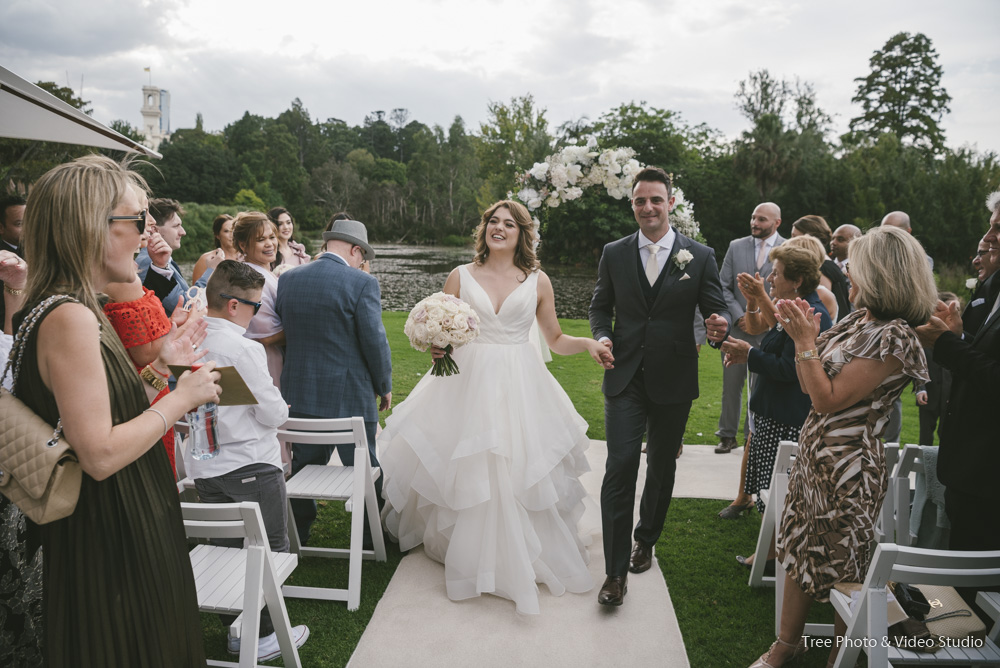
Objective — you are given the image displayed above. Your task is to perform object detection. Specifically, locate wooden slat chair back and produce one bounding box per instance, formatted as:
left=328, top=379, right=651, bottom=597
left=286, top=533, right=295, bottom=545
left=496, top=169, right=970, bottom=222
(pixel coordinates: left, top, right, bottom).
left=748, top=440, right=798, bottom=589
left=181, top=501, right=301, bottom=668
left=277, top=416, right=387, bottom=611
left=829, top=544, right=1000, bottom=667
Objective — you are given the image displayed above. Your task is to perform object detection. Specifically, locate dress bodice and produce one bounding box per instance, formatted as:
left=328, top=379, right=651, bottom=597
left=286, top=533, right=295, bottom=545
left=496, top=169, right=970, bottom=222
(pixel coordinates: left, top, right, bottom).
left=459, top=265, right=538, bottom=345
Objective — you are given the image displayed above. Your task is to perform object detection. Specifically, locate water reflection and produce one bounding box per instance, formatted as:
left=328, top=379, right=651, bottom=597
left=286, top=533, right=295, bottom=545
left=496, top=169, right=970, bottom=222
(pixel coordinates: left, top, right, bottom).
left=369, top=245, right=597, bottom=320
left=179, top=245, right=599, bottom=320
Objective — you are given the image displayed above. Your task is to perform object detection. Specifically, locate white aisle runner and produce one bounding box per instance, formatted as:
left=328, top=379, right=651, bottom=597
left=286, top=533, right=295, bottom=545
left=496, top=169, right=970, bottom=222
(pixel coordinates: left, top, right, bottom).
left=348, top=442, right=739, bottom=668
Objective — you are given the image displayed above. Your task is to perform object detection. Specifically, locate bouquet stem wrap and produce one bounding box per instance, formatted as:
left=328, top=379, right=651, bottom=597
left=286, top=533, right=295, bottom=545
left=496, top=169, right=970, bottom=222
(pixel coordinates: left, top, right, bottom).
left=404, top=293, right=481, bottom=377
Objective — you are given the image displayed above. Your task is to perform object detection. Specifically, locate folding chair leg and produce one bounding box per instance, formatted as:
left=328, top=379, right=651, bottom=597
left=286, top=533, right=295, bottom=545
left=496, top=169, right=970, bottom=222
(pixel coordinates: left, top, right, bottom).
left=347, top=460, right=366, bottom=611
left=238, top=547, right=265, bottom=668
left=748, top=504, right=774, bottom=588
left=364, top=467, right=386, bottom=561
left=286, top=499, right=303, bottom=555
left=262, top=556, right=302, bottom=668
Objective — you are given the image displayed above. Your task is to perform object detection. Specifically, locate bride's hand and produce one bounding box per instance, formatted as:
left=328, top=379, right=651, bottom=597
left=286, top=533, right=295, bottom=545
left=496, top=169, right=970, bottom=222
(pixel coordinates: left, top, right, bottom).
left=587, top=339, right=614, bottom=369
left=430, top=345, right=448, bottom=361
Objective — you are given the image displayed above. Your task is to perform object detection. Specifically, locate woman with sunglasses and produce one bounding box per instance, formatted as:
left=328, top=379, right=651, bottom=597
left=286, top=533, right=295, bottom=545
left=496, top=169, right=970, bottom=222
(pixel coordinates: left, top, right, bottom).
left=9, top=155, right=221, bottom=666
left=232, top=212, right=285, bottom=390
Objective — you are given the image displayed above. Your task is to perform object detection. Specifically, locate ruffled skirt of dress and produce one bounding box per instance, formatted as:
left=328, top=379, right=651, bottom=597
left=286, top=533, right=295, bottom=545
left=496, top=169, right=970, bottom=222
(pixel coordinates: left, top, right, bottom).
left=379, top=341, right=596, bottom=614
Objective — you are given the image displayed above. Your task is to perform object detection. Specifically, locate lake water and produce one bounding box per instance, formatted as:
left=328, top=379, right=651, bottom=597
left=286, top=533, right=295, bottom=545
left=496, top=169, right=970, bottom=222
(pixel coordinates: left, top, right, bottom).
left=180, top=245, right=599, bottom=320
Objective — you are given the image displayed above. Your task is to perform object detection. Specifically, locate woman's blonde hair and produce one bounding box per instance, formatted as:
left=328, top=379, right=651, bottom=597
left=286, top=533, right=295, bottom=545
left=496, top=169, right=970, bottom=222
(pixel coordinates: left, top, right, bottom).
left=23, top=154, right=147, bottom=315
left=770, top=241, right=822, bottom=295
left=849, top=226, right=937, bottom=326
left=473, top=200, right=540, bottom=277
left=232, top=211, right=277, bottom=264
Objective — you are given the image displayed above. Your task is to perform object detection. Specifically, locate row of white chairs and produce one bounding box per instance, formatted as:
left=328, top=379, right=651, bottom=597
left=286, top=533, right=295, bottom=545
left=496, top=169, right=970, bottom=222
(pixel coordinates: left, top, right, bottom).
left=747, top=440, right=1000, bottom=666
left=174, top=416, right=387, bottom=667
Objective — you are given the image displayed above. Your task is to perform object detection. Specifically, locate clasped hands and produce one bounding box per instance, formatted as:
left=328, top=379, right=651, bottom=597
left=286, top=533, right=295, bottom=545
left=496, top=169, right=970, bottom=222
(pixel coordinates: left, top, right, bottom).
left=915, top=300, right=962, bottom=348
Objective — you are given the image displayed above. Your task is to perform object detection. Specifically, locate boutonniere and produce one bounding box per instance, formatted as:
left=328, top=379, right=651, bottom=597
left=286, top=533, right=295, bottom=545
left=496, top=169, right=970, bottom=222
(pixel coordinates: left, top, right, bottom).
left=672, top=249, right=694, bottom=274
left=966, top=277, right=979, bottom=291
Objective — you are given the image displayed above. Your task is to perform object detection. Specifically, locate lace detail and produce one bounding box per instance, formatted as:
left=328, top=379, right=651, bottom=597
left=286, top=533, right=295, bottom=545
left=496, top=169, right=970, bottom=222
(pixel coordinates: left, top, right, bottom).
left=103, top=287, right=171, bottom=350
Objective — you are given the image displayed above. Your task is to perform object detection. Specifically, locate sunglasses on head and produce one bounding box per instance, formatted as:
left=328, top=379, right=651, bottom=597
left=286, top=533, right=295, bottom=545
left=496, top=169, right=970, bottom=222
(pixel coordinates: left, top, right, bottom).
left=219, top=292, right=262, bottom=315
left=108, top=209, right=148, bottom=234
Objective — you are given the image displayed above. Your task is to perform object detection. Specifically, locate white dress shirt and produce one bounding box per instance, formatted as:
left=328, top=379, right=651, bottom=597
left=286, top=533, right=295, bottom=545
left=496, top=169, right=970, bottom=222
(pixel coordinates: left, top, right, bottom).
left=638, top=227, right=676, bottom=282
left=185, top=316, right=289, bottom=479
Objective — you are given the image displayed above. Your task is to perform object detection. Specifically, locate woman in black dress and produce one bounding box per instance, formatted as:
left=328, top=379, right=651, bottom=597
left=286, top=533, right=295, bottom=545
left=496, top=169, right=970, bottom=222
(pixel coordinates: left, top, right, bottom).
left=12, top=155, right=221, bottom=666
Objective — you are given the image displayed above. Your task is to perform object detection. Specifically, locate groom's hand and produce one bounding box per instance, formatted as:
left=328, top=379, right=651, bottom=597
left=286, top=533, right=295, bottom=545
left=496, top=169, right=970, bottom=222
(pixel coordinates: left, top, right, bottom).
left=379, top=393, right=392, bottom=411
left=705, top=313, right=729, bottom=343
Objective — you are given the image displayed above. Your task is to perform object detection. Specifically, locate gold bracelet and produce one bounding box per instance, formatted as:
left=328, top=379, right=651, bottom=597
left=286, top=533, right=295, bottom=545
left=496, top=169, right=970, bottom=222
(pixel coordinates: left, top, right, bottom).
left=4, top=285, right=24, bottom=296
left=140, top=365, right=168, bottom=391
left=794, top=349, right=820, bottom=364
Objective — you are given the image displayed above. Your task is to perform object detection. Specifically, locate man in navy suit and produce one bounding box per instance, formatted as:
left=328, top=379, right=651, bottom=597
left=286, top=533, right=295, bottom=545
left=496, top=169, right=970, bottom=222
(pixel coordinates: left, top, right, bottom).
left=917, top=190, right=1000, bottom=554
left=275, top=219, right=393, bottom=544
left=136, top=198, right=221, bottom=316
left=590, top=167, right=731, bottom=606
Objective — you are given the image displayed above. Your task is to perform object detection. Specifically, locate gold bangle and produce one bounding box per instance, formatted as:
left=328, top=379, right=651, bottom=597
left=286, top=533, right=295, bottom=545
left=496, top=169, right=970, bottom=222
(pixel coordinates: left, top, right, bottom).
left=4, top=285, right=24, bottom=296
left=140, top=365, right=168, bottom=391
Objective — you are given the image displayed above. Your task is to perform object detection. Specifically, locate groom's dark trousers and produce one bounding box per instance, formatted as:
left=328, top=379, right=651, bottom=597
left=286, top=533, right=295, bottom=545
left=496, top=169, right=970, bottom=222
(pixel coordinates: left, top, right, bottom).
left=591, top=230, right=730, bottom=578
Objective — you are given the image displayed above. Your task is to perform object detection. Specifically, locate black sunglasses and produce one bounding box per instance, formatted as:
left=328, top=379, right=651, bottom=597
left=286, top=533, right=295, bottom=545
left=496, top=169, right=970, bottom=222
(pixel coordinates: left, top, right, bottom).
left=219, top=293, right=262, bottom=315
left=108, top=209, right=148, bottom=234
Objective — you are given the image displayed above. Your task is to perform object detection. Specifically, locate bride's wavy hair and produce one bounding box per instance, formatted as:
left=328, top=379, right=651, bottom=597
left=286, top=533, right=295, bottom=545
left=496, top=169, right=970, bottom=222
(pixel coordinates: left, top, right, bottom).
left=473, top=200, right=540, bottom=277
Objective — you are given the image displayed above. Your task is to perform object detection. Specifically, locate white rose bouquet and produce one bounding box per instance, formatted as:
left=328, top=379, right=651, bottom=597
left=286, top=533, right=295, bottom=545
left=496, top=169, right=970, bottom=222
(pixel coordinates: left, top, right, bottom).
left=404, top=292, right=481, bottom=376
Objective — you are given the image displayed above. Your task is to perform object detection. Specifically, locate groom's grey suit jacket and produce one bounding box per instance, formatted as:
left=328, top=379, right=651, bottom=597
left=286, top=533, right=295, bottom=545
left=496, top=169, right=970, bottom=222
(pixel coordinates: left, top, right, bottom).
left=275, top=253, right=392, bottom=423
left=590, top=230, right=730, bottom=404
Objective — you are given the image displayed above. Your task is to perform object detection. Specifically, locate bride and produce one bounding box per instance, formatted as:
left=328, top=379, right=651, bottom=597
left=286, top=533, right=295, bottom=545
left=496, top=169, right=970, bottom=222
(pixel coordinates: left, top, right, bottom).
left=379, top=200, right=614, bottom=614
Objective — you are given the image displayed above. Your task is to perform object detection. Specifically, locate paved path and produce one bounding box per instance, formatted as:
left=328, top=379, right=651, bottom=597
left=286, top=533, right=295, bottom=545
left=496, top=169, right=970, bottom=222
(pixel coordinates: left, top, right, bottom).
left=348, top=443, right=742, bottom=667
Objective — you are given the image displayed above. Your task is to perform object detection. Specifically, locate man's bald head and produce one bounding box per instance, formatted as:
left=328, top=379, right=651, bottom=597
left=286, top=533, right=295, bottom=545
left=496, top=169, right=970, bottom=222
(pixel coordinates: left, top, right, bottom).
left=881, top=211, right=911, bottom=232
left=830, top=224, right=861, bottom=261
left=750, top=202, right=781, bottom=240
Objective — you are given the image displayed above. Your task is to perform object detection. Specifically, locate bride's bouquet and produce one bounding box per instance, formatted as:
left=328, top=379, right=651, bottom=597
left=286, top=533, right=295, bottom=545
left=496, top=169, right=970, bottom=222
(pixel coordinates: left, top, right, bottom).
left=404, top=292, right=481, bottom=376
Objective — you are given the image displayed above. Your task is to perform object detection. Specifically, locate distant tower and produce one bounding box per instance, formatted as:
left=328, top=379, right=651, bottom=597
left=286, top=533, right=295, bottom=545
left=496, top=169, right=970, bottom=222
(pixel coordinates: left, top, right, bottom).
left=140, top=85, right=171, bottom=151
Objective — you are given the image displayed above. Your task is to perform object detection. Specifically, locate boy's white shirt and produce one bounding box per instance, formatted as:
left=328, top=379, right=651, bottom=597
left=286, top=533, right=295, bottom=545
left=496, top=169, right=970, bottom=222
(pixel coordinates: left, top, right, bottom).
left=183, top=315, right=289, bottom=479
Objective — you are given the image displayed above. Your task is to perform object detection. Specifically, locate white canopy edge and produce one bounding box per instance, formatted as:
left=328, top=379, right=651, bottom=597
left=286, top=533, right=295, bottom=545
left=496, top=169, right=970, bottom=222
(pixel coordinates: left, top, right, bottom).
left=0, top=64, right=161, bottom=159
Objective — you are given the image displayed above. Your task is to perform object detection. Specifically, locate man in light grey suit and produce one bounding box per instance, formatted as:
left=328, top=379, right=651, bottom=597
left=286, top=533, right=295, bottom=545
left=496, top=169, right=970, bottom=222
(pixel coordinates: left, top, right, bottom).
left=714, top=203, right=784, bottom=456
left=590, top=167, right=731, bottom=606
left=275, top=219, right=392, bottom=545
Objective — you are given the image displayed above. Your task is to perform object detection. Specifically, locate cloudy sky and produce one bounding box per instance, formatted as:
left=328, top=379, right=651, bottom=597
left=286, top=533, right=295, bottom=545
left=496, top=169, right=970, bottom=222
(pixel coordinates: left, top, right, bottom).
left=2, top=0, right=998, bottom=154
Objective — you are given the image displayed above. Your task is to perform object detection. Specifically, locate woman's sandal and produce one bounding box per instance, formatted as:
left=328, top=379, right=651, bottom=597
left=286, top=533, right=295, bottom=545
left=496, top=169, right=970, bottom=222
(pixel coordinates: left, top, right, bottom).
left=749, top=636, right=807, bottom=668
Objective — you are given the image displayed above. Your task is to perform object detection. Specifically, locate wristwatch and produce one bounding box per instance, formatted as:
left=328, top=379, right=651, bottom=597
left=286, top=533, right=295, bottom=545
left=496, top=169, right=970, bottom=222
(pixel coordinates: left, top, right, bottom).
left=140, top=365, right=168, bottom=391
left=795, top=349, right=820, bottom=364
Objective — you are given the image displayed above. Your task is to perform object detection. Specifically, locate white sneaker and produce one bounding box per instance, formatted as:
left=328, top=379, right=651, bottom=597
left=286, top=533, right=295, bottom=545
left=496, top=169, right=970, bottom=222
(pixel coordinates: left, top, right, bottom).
left=227, top=625, right=310, bottom=661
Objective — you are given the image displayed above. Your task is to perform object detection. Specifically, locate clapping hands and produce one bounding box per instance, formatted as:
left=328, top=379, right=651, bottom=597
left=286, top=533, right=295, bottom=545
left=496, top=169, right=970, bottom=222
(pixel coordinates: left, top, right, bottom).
left=774, top=298, right=821, bottom=345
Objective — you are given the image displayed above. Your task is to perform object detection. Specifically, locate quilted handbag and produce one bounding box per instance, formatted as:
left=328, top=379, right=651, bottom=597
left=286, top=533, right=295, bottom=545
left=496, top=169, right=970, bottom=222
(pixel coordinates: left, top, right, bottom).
left=0, top=295, right=82, bottom=524
left=916, top=584, right=988, bottom=642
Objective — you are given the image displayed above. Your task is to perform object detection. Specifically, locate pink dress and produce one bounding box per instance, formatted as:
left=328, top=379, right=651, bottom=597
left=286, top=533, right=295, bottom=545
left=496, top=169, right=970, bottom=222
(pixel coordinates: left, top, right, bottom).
left=243, top=262, right=284, bottom=390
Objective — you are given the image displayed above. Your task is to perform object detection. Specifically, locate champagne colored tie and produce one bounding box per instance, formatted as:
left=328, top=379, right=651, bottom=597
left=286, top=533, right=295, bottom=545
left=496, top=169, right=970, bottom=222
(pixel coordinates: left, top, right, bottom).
left=756, top=241, right=768, bottom=271
left=646, top=245, right=661, bottom=286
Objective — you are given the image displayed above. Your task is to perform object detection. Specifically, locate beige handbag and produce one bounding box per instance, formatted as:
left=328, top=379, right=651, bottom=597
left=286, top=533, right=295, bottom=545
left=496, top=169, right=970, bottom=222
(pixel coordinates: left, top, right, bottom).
left=915, top=584, right=988, bottom=642
left=0, top=295, right=82, bottom=524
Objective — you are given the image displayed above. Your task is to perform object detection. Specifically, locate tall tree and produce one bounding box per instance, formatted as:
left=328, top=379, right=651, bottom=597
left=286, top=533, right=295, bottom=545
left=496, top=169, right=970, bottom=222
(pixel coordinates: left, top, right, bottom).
left=848, top=32, right=951, bottom=153
left=477, top=94, right=551, bottom=207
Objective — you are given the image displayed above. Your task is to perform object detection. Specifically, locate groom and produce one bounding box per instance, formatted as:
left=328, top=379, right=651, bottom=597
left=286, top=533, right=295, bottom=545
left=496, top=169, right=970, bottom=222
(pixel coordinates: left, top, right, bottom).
left=590, top=167, right=730, bottom=606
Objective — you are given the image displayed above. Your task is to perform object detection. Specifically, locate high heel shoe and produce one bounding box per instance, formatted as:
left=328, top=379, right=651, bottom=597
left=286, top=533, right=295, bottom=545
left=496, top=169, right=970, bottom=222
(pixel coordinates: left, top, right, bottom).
left=736, top=555, right=776, bottom=576
left=719, top=501, right=754, bottom=519
left=748, top=637, right=806, bottom=668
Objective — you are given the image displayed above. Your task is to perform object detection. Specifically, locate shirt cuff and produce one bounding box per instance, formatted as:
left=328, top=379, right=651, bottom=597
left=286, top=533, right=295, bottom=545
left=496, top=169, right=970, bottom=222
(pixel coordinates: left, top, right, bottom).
left=148, top=261, right=174, bottom=279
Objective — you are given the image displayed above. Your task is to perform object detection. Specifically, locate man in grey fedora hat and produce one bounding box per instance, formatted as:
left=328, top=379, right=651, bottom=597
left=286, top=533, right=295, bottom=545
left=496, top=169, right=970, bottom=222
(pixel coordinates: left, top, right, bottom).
left=275, top=218, right=392, bottom=545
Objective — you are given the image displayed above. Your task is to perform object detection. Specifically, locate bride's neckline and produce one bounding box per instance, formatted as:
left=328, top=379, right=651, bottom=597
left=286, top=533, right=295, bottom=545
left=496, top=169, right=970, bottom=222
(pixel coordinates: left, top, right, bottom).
left=462, top=264, right=531, bottom=316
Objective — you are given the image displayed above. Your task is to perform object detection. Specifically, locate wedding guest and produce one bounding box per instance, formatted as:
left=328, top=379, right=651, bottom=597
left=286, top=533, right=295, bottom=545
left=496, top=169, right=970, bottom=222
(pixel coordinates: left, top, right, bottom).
left=790, top=215, right=850, bottom=321
left=914, top=292, right=958, bottom=446
left=192, top=213, right=238, bottom=283
left=785, top=234, right=839, bottom=322
left=12, top=154, right=221, bottom=666
left=269, top=207, right=310, bottom=269
left=232, top=211, right=285, bottom=389
left=0, top=249, right=36, bottom=668
left=829, top=224, right=860, bottom=276
left=190, top=260, right=309, bottom=661
left=720, top=244, right=832, bottom=574
left=963, top=236, right=999, bottom=339
left=0, top=193, right=26, bottom=327
left=749, top=226, right=934, bottom=668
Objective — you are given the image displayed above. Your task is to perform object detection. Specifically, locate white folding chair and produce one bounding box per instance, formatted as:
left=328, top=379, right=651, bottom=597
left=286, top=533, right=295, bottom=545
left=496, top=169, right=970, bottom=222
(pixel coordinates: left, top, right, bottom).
left=874, top=443, right=901, bottom=544
left=278, top=416, right=386, bottom=611
left=173, top=420, right=198, bottom=497
left=891, top=444, right=924, bottom=547
left=181, top=501, right=302, bottom=668
left=748, top=441, right=798, bottom=588
left=830, top=544, right=1000, bottom=667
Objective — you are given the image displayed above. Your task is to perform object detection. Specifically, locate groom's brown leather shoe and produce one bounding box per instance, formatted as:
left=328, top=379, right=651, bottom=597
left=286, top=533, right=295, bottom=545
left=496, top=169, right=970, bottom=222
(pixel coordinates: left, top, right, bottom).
left=629, top=541, right=653, bottom=573
left=597, top=575, right=627, bottom=606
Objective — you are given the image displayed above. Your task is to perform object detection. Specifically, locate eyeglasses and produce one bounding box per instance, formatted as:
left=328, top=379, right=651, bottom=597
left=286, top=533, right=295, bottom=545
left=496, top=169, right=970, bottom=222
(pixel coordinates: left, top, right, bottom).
left=973, top=250, right=989, bottom=258
left=108, top=209, right=148, bottom=234
left=219, top=293, right=262, bottom=315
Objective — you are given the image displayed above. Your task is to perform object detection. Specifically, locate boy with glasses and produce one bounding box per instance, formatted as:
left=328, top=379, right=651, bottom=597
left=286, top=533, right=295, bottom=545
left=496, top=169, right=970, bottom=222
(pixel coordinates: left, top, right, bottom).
left=189, top=260, right=308, bottom=661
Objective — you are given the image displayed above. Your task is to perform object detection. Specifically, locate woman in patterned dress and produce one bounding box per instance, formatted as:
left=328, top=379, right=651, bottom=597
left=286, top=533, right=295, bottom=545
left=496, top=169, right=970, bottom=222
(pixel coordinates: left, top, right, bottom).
left=749, top=226, right=936, bottom=668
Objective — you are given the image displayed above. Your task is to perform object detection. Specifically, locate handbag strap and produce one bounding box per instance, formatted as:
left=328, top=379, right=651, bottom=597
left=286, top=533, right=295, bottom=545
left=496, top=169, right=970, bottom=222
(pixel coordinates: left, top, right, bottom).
left=925, top=609, right=972, bottom=623
left=1, top=294, right=79, bottom=442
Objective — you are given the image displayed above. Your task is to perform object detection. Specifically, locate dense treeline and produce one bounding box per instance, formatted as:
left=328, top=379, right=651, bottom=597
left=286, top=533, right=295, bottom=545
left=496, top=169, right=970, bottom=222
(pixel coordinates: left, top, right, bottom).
left=2, top=32, right=998, bottom=271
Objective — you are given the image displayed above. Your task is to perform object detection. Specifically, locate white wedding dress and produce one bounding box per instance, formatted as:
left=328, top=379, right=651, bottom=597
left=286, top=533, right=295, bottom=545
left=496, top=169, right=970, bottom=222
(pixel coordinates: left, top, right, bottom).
left=379, top=266, right=596, bottom=614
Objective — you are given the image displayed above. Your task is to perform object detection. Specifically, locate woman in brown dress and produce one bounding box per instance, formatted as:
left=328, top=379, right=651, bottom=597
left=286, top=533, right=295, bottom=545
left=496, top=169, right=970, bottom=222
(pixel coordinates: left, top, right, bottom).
left=15, top=155, right=222, bottom=666
left=749, top=226, right=936, bottom=668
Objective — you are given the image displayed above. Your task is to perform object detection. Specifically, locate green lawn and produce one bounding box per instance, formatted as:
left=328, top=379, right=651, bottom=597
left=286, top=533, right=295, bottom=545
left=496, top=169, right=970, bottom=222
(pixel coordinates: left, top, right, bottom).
left=203, top=313, right=920, bottom=666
